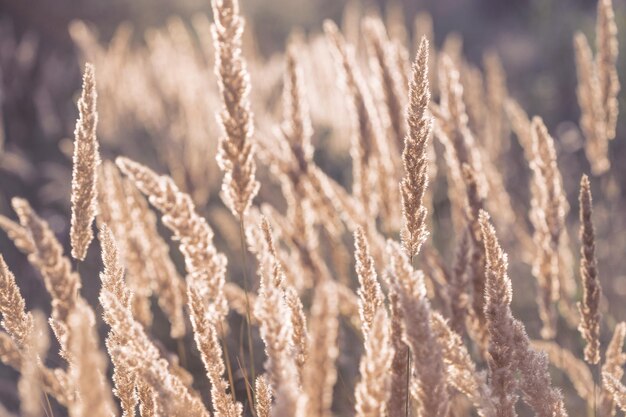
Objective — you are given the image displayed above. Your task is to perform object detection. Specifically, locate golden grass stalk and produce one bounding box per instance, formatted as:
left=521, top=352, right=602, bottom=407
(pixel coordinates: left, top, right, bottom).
left=363, top=16, right=405, bottom=155
left=188, top=276, right=243, bottom=417
left=529, top=117, right=566, bottom=339
left=596, top=0, right=620, bottom=141
left=0, top=216, right=35, bottom=255
left=578, top=174, right=601, bottom=364
left=0, top=332, right=74, bottom=407
left=574, top=31, right=610, bottom=175
left=284, top=287, right=308, bottom=380
left=124, top=179, right=187, bottom=338
left=384, top=278, right=409, bottom=417
left=400, top=36, right=432, bottom=260
left=211, top=0, right=259, bottom=217
left=98, top=161, right=153, bottom=327
left=354, top=308, right=394, bottom=417
left=601, top=322, right=626, bottom=416
left=108, top=336, right=138, bottom=417
left=387, top=240, right=449, bottom=417
left=603, top=373, right=626, bottom=413
left=137, top=380, right=158, bottom=417
left=255, top=222, right=304, bottom=417
left=67, top=301, right=116, bottom=417
left=70, top=63, right=100, bottom=261
left=282, top=43, right=313, bottom=177
left=99, top=226, right=209, bottom=417
left=353, top=227, right=385, bottom=336
left=116, top=157, right=228, bottom=317
left=324, top=20, right=395, bottom=225
left=18, top=311, right=48, bottom=417
left=100, top=226, right=138, bottom=417
left=480, top=211, right=566, bottom=417
left=255, top=375, right=272, bottom=417
left=531, top=340, right=594, bottom=405
left=0, top=254, right=34, bottom=349
left=11, top=198, right=82, bottom=356
left=304, top=280, right=338, bottom=417
left=430, top=312, right=495, bottom=417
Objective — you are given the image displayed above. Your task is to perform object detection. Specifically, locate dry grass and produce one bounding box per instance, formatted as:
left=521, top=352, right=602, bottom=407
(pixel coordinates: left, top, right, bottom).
left=1, top=0, right=626, bottom=416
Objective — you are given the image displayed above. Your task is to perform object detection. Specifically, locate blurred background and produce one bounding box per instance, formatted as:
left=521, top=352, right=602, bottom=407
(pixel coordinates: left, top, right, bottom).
left=0, top=0, right=625, bottom=415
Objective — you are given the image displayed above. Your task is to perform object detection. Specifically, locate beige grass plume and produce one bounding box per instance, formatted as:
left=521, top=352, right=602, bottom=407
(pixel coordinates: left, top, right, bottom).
left=98, top=225, right=210, bottom=417
left=116, top=157, right=228, bottom=317
left=255, top=222, right=305, bottom=417
left=211, top=0, right=259, bottom=217
left=0, top=255, right=34, bottom=349
left=124, top=178, right=186, bottom=338
left=480, top=211, right=567, bottom=417
left=596, top=0, right=620, bottom=140
left=577, top=174, right=601, bottom=364
left=531, top=340, right=594, bottom=405
left=387, top=240, right=449, bottom=417
left=353, top=227, right=385, bottom=336
left=18, top=311, right=48, bottom=417
left=255, top=376, right=272, bottom=417
left=362, top=16, right=405, bottom=154
left=116, top=158, right=239, bottom=416
left=574, top=0, right=619, bottom=175
left=71, top=63, right=100, bottom=261
left=400, top=36, right=432, bottom=260
left=600, top=322, right=626, bottom=416
left=430, top=312, right=495, bottom=417
left=304, top=280, right=338, bottom=417
left=11, top=198, right=82, bottom=357
left=67, top=302, right=116, bottom=417
left=354, top=308, right=394, bottom=417
left=324, top=20, right=387, bottom=222
left=529, top=117, right=566, bottom=339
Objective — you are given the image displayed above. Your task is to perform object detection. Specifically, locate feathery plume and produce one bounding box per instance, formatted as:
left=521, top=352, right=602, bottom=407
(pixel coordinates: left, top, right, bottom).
left=284, top=287, right=308, bottom=379
left=431, top=312, right=495, bottom=417
left=255, top=376, right=272, bottom=417
left=117, top=157, right=228, bottom=317
left=596, top=0, right=620, bottom=140
left=211, top=0, right=259, bottom=217
left=0, top=254, right=34, bottom=349
left=603, top=373, right=626, bottom=412
left=11, top=197, right=81, bottom=355
left=353, top=227, right=384, bottom=336
left=137, top=380, right=158, bottom=417
left=354, top=309, right=394, bottom=417
left=188, top=276, right=243, bottom=417
left=324, top=20, right=394, bottom=224
left=383, top=278, right=409, bottom=417
left=363, top=16, right=405, bottom=154
left=70, top=63, right=100, bottom=260
left=601, top=322, right=626, bottom=416
left=400, top=36, right=432, bottom=260
left=18, top=311, right=48, bottom=417
left=575, top=31, right=610, bottom=175
left=529, top=117, right=566, bottom=339
left=67, top=302, right=116, bottom=417
left=480, top=211, right=567, bottom=417
left=387, top=240, right=449, bottom=417
left=304, top=280, right=338, bottom=417
left=99, top=233, right=209, bottom=417
left=0, top=216, right=35, bottom=255
left=578, top=174, right=601, bottom=364
left=124, top=179, right=186, bottom=337
left=531, top=340, right=594, bottom=404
